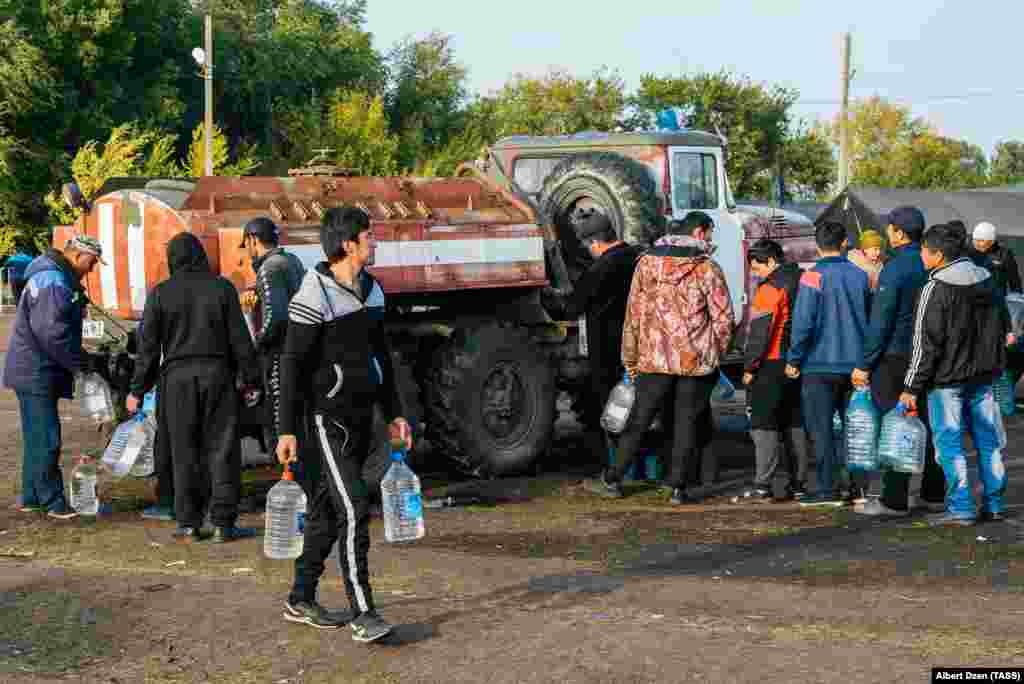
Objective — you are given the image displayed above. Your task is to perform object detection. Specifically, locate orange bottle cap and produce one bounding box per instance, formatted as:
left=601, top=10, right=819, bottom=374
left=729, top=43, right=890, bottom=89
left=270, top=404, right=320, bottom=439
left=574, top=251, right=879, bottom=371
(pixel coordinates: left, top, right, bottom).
left=282, top=468, right=295, bottom=481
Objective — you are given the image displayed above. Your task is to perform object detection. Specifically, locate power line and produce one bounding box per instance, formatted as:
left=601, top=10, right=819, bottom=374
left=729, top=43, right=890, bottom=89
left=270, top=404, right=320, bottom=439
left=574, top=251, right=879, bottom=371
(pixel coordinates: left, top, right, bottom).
left=797, top=88, right=1024, bottom=106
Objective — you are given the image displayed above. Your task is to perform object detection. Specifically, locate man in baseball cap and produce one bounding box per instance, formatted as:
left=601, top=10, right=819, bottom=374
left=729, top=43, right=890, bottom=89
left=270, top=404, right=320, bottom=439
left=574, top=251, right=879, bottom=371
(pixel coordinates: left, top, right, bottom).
left=850, top=205, right=946, bottom=517
left=3, top=233, right=105, bottom=519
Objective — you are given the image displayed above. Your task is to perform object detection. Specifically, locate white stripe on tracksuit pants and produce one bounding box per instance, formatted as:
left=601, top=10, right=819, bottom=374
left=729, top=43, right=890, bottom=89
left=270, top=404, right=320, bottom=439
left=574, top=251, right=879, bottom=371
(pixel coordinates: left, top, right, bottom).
left=288, top=413, right=374, bottom=615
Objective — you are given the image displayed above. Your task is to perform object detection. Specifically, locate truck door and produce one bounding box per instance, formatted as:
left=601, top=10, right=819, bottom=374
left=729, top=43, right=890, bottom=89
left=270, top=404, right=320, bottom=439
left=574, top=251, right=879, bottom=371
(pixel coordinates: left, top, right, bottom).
left=667, top=146, right=742, bottom=322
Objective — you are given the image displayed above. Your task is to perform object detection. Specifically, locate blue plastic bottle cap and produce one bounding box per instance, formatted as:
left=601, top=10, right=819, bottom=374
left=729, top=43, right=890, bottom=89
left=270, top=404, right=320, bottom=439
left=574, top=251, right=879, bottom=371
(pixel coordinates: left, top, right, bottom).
left=391, top=450, right=404, bottom=462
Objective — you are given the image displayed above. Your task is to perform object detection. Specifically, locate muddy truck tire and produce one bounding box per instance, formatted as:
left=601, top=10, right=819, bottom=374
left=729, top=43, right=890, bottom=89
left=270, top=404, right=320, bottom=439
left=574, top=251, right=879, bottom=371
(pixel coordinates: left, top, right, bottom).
left=423, top=324, right=557, bottom=477
left=539, top=152, right=663, bottom=276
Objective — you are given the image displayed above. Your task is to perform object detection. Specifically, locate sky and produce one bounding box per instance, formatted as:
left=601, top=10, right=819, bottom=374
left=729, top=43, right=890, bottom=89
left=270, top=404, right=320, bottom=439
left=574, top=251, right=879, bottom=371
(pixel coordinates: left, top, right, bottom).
left=365, top=0, right=1023, bottom=158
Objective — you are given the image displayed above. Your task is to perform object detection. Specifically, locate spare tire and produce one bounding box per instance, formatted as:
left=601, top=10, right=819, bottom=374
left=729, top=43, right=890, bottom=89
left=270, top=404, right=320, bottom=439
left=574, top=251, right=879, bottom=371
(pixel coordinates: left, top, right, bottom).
left=539, top=152, right=663, bottom=274
left=423, top=324, right=556, bottom=477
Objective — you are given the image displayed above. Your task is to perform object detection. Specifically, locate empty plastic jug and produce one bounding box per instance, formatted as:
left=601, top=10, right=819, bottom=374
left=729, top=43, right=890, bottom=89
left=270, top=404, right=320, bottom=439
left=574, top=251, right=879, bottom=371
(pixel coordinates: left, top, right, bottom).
left=1006, top=293, right=1024, bottom=338
left=70, top=454, right=99, bottom=515
left=993, top=370, right=1016, bottom=417
left=128, top=414, right=157, bottom=477
left=77, top=372, right=114, bottom=424
left=381, top=449, right=425, bottom=543
left=845, top=386, right=880, bottom=471
left=601, top=372, right=635, bottom=435
left=103, top=414, right=154, bottom=478
left=264, top=466, right=307, bottom=560
left=877, top=405, right=927, bottom=474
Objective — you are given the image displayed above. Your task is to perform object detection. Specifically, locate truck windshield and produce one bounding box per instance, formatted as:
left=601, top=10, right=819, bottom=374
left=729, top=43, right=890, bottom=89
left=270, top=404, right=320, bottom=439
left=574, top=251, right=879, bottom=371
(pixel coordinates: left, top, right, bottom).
left=672, top=152, right=719, bottom=211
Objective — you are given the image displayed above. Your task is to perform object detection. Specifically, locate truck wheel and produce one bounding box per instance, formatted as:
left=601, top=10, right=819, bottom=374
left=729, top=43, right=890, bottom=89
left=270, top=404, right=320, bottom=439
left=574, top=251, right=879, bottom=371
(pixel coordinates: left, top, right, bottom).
left=539, top=152, right=663, bottom=271
left=424, top=324, right=556, bottom=477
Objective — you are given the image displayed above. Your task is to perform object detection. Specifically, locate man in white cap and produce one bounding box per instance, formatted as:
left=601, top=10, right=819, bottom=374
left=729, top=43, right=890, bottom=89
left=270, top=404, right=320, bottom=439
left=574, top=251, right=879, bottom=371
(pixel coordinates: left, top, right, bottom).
left=970, top=221, right=1021, bottom=296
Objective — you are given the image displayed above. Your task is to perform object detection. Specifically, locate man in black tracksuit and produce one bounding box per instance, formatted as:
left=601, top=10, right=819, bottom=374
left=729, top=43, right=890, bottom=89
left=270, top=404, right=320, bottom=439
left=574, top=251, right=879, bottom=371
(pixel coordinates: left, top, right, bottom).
left=540, top=213, right=641, bottom=466
left=240, top=218, right=306, bottom=469
left=277, top=206, right=406, bottom=643
left=128, top=233, right=259, bottom=542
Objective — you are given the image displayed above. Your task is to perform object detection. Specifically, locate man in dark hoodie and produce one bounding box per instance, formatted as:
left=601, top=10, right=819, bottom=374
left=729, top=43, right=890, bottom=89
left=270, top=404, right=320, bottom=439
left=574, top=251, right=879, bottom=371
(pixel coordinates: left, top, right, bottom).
left=851, top=206, right=946, bottom=516
left=127, top=233, right=259, bottom=542
left=3, top=235, right=104, bottom=519
left=540, top=213, right=642, bottom=466
left=740, top=239, right=808, bottom=501
left=902, top=223, right=1011, bottom=526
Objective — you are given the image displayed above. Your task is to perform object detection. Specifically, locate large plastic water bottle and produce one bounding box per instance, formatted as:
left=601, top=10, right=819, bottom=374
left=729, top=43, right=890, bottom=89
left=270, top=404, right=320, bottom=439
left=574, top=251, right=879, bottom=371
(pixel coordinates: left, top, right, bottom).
left=712, top=372, right=736, bottom=402
left=70, top=455, right=99, bottom=515
left=993, top=370, right=1016, bottom=417
left=877, top=406, right=927, bottom=474
left=263, top=466, right=307, bottom=560
left=77, top=372, right=114, bottom=423
left=128, top=414, right=157, bottom=478
left=845, top=386, right=880, bottom=471
left=103, top=414, right=153, bottom=478
left=381, top=450, right=425, bottom=543
left=601, top=372, right=635, bottom=435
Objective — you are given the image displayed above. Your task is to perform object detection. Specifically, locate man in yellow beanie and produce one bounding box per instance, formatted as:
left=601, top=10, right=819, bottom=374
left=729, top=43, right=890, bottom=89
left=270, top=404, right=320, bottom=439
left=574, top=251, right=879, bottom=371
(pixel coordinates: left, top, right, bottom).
left=848, top=230, right=884, bottom=290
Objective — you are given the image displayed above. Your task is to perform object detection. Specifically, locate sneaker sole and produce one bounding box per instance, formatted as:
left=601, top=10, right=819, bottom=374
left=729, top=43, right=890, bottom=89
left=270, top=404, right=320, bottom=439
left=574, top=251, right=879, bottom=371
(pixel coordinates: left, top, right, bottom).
left=351, top=626, right=392, bottom=643
left=799, top=501, right=844, bottom=508
left=283, top=605, right=342, bottom=630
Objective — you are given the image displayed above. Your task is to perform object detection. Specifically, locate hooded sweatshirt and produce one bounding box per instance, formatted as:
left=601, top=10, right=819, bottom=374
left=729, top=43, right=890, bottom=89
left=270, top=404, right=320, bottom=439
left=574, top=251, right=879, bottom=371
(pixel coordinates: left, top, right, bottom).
left=2, top=250, right=86, bottom=397
left=904, top=257, right=1010, bottom=394
left=130, top=233, right=257, bottom=397
left=622, top=234, right=734, bottom=377
left=744, top=262, right=803, bottom=373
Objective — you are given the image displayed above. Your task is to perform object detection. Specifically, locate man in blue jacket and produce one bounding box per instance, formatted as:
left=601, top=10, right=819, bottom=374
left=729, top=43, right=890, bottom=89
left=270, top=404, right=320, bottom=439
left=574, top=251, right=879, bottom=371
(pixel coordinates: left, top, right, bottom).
left=786, top=221, right=871, bottom=507
left=851, top=206, right=946, bottom=516
left=3, top=235, right=104, bottom=518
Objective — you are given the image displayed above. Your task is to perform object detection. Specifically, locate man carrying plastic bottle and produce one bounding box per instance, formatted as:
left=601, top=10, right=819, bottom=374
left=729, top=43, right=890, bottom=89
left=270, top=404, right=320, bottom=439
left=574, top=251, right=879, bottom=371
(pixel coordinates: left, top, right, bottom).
left=594, top=211, right=734, bottom=504
left=3, top=235, right=104, bottom=519
left=740, top=239, right=809, bottom=502
left=540, top=213, right=642, bottom=468
left=785, top=221, right=871, bottom=507
left=901, top=223, right=1012, bottom=526
left=850, top=206, right=946, bottom=517
left=127, top=233, right=260, bottom=543
left=276, top=206, right=409, bottom=642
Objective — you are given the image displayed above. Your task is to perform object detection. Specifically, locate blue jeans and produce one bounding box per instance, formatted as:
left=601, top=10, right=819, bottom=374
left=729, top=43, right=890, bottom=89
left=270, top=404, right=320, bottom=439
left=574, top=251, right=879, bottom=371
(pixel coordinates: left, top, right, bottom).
left=928, top=382, right=1007, bottom=520
left=16, top=390, right=69, bottom=513
left=801, top=374, right=852, bottom=496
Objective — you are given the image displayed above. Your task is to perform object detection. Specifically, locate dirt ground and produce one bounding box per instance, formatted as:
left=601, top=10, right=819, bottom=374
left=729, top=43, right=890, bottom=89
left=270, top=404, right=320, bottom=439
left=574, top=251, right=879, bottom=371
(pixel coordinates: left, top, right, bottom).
left=2, top=316, right=1024, bottom=683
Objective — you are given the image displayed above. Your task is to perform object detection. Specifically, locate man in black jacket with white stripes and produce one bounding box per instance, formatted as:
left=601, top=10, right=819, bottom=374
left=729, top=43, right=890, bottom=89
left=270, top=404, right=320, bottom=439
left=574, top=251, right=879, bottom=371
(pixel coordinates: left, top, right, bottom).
left=276, top=206, right=408, bottom=643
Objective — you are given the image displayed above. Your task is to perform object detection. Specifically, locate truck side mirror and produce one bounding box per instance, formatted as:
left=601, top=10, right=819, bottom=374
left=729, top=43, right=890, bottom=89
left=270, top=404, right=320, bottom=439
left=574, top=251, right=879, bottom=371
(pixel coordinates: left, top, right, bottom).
left=61, top=182, right=91, bottom=213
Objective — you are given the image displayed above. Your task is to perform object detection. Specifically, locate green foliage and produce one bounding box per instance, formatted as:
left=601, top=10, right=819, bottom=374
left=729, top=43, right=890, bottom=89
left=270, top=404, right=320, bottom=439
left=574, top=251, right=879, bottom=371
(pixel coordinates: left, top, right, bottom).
left=323, top=90, right=399, bottom=176
left=186, top=123, right=261, bottom=178
left=490, top=68, right=626, bottom=137
left=386, top=32, right=468, bottom=169
left=991, top=141, right=1024, bottom=185
left=633, top=70, right=797, bottom=199
left=831, top=97, right=986, bottom=191
left=781, top=122, right=836, bottom=201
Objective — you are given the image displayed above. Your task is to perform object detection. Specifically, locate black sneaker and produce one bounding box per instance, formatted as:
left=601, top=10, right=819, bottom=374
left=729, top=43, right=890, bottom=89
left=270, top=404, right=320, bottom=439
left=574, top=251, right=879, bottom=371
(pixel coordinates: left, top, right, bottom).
left=172, top=526, right=205, bottom=542
left=978, top=511, right=1006, bottom=523
left=670, top=488, right=700, bottom=505
left=283, top=601, right=351, bottom=630
left=585, top=474, right=624, bottom=499
left=350, top=611, right=392, bottom=643
left=212, top=526, right=257, bottom=544
left=780, top=482, right=807, bottom=501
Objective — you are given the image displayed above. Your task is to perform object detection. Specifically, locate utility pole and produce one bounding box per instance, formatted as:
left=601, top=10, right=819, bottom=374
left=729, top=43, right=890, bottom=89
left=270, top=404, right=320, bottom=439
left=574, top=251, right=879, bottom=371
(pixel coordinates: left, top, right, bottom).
left=204, top=13, right=214, bottom=177
left=838, top=32, right=852, bottom=191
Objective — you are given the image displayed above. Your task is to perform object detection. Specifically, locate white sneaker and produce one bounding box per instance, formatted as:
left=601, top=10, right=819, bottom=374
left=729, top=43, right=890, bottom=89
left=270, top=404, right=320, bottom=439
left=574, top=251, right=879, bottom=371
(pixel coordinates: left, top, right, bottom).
left=856, top=498, right=909, bottom=517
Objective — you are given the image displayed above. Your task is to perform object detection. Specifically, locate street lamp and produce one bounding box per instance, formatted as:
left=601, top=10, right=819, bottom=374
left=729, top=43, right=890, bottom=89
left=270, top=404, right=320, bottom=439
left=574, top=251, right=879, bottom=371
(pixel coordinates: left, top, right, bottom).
left=192, top=15, right=214, bottom=177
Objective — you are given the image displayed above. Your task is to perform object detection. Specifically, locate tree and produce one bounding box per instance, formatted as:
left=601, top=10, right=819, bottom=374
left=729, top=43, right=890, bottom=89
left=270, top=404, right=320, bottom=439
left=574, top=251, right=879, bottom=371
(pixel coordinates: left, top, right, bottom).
left=633, top=70, right=797, bottom=198
left=832, top=97, right=985, bottom=190
left=185, top=123, right=262, bottom=178
left=488, top=68, right=626, bottom=137
left=322, top=90, right=399, bottom=176
left=386, top=32, right=468, bottom=169
left=991, top=141, right=1024, bottom=184
left=780, top=123, right=835, bottom=201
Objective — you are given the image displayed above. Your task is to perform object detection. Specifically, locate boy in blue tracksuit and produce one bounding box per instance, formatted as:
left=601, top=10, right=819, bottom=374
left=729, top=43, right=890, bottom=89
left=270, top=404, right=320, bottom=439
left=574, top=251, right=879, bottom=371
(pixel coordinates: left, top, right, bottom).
left=786, top=221, right=871, bottom=506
